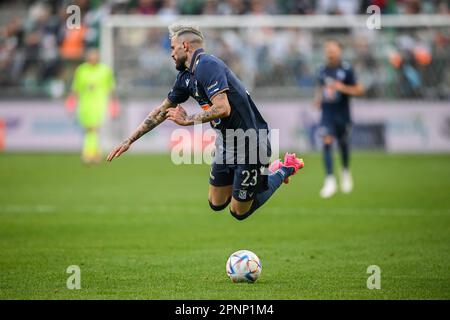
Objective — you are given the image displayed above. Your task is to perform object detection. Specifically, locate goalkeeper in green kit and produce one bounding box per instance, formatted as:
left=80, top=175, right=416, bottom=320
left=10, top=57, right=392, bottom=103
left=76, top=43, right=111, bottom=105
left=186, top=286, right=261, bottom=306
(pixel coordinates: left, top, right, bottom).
left=65, top=49, right=119, bottom=164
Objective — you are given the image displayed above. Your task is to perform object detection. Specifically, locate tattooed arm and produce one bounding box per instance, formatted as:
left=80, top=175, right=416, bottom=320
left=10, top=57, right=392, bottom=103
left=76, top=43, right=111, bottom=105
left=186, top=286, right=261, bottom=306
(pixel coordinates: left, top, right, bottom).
left=107, top=98, right=177, bottom=161
left=166, top=91, right=231, bottom=126
left=126, top=98, right=176, bottom=143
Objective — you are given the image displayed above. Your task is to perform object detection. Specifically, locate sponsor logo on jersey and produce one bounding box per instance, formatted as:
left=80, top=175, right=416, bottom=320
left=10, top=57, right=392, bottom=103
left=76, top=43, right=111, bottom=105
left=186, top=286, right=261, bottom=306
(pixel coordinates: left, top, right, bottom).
left=207, top=81, right=218, bottom=90
left=210, top=87, right=220, bottom=94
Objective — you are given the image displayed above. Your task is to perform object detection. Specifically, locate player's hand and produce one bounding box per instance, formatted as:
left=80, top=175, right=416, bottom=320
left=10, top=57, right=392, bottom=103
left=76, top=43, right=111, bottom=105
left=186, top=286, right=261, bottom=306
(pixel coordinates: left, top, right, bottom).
left=166, top=105, right=191, bottom=126
left=107, top=139, right=131, bottom=162
left=108, top=99, right=120, bottom=119
left=332, top=81, right=346, bottom=92
left=65, top=94, right=77, bottom=113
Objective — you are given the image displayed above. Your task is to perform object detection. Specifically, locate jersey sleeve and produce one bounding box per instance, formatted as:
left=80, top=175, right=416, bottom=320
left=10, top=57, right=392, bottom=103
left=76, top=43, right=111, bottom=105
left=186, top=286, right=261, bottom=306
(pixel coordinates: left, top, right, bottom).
left=344, top=66, right=357, bottom=85
left=167, top=73, right=190, bottom=104
left=196, top=59, right=229, bottom=101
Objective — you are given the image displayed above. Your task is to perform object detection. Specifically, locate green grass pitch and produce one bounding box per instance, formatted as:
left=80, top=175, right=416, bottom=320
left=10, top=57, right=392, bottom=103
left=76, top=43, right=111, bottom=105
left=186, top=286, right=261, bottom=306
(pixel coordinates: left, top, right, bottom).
left=0, top=152, right=449, bottom=299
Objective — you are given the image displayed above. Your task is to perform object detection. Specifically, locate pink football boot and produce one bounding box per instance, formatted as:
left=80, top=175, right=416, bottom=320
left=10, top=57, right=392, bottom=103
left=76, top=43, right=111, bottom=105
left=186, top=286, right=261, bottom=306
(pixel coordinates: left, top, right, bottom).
left=269, top=159, right=283, bottom=173
left=269, top=153, right=304, bottom=184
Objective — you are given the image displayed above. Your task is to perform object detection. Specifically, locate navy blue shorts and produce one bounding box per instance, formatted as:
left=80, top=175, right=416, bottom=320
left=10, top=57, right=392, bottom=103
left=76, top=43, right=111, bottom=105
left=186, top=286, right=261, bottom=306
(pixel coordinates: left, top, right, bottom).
left=320, top=115, right=352, bottom=142
left=209, top=162, right=269, bottom=202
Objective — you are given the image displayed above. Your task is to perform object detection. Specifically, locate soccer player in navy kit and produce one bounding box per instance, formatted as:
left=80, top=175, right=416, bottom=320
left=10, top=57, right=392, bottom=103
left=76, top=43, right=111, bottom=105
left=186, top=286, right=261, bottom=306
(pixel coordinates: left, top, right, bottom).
left=107, top=23, right=304, bottom=220
left=315, top=40, right=364, bottom=198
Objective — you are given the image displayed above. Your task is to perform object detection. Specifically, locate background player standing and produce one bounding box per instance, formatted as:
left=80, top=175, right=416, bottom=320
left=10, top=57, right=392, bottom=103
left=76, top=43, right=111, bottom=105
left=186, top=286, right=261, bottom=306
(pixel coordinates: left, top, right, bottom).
left=315, top=40, right=365, bottom=198
left=66, top=48, right=119, bottom=164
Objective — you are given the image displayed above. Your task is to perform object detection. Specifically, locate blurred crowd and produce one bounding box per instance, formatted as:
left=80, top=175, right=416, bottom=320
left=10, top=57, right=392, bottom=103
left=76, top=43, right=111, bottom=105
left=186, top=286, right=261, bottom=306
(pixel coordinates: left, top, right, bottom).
left=47, top=0, right=450, bottom=16
left=113, top=22, right=450, bottom=100
left=0, top=0, right=449, bottom=99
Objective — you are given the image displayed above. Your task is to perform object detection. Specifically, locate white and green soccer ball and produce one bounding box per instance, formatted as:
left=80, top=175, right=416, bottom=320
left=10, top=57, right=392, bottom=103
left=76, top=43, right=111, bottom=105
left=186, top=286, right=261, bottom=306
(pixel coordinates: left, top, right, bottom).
left=226, top=250, right=262, bottom=283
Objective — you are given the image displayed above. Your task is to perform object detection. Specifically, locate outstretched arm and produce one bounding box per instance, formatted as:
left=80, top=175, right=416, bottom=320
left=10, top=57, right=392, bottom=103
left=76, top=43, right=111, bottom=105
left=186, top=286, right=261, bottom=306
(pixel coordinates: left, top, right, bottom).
left=126, top=98, right=177, bottom=143
left=166, top=91, right=231, bottom=126
left=334, top=81, right=365, bottom=97
left=107, top=98, right=177, bottom=161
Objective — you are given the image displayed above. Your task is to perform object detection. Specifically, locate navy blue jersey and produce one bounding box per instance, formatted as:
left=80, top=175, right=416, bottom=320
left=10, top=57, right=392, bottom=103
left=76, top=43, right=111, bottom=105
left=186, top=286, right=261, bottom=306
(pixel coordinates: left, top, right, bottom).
left=168, top=48, right=271, bottom=164
left=318, top=61, right=357, bottom=123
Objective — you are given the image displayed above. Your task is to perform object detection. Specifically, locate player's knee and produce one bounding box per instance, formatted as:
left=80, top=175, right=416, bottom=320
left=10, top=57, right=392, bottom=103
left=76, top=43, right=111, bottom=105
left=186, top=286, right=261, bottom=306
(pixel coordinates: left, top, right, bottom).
left=229, top=199, right=254, bottom=219
left=229, top=209, right=250, bottom=221
left=208, top=197, right=231, bottom=212
left=323, top=135, right=333, bottom=145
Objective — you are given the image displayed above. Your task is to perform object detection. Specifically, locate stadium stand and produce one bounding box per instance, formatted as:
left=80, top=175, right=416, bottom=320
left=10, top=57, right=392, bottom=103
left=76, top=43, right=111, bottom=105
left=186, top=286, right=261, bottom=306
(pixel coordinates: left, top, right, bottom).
left=0, top=0, right=449, bottom=99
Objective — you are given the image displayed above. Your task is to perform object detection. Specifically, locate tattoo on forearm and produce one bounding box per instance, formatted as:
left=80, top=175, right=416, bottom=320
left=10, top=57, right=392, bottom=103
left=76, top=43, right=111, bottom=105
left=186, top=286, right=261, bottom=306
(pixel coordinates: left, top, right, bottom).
left=185, top=93, right=229, bottom=124
left=186, top=104, right=224, bottom=124
left=127, top=100, right=174, bottom=143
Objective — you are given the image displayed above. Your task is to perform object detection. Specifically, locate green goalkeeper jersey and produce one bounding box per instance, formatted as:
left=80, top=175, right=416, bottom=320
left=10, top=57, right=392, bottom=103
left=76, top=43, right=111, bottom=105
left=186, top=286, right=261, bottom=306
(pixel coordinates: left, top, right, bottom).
left=72, top=62, right=115, bottom=110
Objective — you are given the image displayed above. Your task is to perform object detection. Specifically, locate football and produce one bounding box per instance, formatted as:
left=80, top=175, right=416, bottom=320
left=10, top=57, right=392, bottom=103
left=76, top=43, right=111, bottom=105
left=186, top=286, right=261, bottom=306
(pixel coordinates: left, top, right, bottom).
left=226, top=250, right=262, bottom=283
